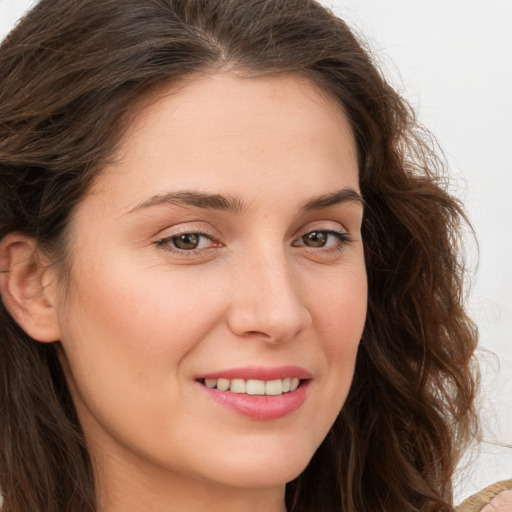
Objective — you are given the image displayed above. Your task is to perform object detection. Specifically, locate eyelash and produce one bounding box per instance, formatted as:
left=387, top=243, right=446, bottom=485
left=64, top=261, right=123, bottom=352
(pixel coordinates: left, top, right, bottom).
left=293, top=229, right=352, bottom=250
left=154, top=227, right=352, bottom=256
left=155, top=231, right=218, bottom=255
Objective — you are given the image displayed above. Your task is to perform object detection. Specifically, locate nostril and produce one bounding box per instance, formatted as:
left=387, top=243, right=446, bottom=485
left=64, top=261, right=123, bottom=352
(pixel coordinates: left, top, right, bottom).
left=246, top=330, right=271, bottom=337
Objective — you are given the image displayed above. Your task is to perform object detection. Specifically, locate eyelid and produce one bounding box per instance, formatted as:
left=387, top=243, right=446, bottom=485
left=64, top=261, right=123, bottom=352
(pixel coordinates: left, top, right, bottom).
left=154, top=221, right=219, bottom=240
left=295, top=220, right=350, bottom=238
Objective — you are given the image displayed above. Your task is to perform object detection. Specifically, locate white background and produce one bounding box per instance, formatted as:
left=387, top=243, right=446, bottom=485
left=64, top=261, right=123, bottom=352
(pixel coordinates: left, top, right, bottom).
left=1, top=0, right=511, bottom=503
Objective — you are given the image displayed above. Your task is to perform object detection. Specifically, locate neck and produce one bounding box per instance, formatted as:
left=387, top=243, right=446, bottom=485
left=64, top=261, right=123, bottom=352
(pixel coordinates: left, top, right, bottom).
left=93, top=448, right=287, bottom=512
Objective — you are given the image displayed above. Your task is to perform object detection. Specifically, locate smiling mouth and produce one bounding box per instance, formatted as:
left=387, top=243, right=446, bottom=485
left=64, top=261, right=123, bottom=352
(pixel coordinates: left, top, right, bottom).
left=197, top=377, right=302, bottom=396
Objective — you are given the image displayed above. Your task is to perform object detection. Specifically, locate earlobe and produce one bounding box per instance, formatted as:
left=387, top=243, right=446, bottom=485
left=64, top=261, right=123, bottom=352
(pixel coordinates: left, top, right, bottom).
left=0, top=233, right=61, bottom=343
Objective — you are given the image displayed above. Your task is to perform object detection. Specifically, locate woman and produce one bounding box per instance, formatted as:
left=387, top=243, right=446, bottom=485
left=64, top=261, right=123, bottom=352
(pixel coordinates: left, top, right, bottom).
left=0, top=0, right=501, bottom=511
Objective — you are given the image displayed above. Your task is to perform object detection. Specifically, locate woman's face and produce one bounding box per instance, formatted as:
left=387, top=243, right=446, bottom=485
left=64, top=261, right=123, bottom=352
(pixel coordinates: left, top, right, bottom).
left=54, top=73, right=367, bottom=499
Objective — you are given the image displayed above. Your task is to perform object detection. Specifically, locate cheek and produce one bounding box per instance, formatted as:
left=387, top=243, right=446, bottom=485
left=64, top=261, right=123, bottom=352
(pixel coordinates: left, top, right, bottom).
left=62, top=255, right=223, bottom=355
left=56, top=254, right=229, bottom=422
left=311, top=260, right=367, bottom=347
left=308, top=263, right=367, bottom=411
left=56, top=257, right=231, bottom=456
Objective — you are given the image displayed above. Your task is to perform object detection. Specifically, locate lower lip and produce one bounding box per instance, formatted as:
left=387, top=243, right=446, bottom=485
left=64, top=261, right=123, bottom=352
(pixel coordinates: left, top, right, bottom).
left=198, top=381, right=309, bottom=420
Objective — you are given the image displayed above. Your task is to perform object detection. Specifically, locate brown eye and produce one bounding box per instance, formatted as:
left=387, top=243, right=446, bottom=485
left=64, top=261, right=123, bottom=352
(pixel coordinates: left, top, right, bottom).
left=172, top=233, right=201, bottom=250
left=156, top=231, right=217, bottom=254
left=302, top=231, right=328, bottom=247
left=295, top=229, right=350, bottom=250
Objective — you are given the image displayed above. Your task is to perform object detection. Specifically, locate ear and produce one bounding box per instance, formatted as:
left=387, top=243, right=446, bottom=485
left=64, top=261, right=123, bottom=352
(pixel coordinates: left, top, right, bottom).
left=0, top=233, right=61, bottom=342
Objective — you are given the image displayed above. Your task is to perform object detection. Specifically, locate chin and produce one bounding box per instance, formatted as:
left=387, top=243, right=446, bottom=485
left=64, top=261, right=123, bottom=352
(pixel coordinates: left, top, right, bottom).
left=197, top=440, right=315, bottom=490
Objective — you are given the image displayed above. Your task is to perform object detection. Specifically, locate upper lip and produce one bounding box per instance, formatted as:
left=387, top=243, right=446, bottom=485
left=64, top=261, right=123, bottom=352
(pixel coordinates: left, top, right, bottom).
left=198, top=365, right=312, bottom=381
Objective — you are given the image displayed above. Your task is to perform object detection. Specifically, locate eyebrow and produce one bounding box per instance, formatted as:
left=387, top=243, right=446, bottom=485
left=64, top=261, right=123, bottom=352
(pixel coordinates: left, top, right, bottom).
left=128, top=188, right=363, bottom=214
left=300, top=188, right=364, bottom=212
left=129, top=191, right=245, bottom=214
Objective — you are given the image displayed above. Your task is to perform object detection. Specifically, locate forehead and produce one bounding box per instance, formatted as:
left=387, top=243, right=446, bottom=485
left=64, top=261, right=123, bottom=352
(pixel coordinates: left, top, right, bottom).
left=90, top=72, right=359, bottom=210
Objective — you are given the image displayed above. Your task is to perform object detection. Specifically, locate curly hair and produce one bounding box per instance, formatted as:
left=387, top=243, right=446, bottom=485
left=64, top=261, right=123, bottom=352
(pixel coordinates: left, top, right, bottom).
left=0, top=1, right=479, bottom=511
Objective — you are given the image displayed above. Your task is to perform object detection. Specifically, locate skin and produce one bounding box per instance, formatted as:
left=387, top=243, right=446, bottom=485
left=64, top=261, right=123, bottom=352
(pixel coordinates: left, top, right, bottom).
left=33, top=74, right=367, bottom=511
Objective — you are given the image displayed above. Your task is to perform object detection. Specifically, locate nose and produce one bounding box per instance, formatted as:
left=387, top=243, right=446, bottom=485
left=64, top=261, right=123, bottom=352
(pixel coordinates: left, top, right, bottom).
left=226, top=249, right=312, bottom=343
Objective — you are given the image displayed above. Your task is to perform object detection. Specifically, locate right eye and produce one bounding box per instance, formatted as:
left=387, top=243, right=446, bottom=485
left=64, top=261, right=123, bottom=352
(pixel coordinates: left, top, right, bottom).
left=293, top=229, right=351, bottom=250
left=156, top=232, right=216, bottom=252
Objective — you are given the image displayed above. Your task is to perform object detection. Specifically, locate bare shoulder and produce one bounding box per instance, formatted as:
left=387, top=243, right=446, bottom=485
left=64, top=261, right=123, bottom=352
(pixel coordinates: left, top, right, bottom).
left=481, top=490, right=512, bottom=511
left=457, top=481, right=512, bottom=512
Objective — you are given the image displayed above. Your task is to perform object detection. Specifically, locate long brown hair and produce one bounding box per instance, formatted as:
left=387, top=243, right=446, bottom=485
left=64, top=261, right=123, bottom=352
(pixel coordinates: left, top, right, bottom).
left=0, top=1, right=479, bottom=511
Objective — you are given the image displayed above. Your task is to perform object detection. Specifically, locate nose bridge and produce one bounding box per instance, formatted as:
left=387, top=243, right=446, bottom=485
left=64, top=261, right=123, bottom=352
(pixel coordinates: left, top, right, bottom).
left=227, top=242, right=312, bottom=342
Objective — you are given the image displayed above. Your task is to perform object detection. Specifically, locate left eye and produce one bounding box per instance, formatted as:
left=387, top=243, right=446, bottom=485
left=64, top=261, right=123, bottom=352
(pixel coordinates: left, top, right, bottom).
left=295, top=230, right=349, bottom=248
left=159, top=233, right=214, bottom=251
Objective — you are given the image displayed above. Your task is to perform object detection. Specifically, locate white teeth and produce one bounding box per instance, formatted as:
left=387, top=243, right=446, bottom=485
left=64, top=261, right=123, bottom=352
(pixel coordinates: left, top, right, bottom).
left=202, top=377, right=302, bottom=395
left=230, top=379, right=246, bottom=393
left=265, top=379, right=283, bottom=395
left=204, top=379, right=217, bottom=388
left=216, top=378, right=230, bottom=391
left=246, top=379, right=265, bottom=395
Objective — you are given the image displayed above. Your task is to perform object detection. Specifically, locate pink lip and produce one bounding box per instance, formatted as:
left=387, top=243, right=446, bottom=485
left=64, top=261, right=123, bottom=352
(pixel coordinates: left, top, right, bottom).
left=196, top=366, right=311, bottom=420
